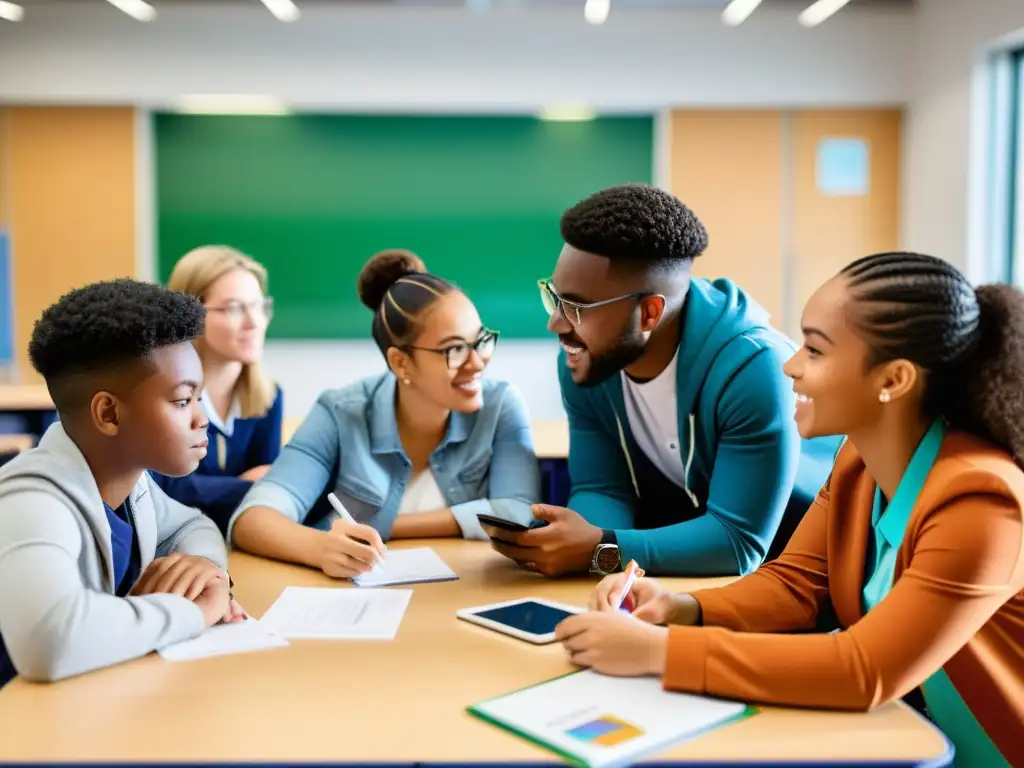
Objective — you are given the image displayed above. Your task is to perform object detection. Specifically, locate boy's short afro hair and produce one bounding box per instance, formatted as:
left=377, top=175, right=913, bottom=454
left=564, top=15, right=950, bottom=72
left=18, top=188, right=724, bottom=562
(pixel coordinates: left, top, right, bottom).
left=560, top=184, right=709, bottom=265
left=29, top=278, right=206, bottom=384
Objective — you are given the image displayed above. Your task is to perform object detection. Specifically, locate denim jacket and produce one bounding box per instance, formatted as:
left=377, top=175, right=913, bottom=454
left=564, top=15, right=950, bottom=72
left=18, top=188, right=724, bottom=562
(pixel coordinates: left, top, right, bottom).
left=228, top=373, right=539, bottom=542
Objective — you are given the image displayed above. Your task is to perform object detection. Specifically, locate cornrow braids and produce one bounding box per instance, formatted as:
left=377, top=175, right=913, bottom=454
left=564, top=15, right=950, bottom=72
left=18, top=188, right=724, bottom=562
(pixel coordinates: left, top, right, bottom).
left=356, top=249, right=455, bottom=357
left=375, top=272, right=454, bottom=354
left=842, top=251, right=1024, bottom=463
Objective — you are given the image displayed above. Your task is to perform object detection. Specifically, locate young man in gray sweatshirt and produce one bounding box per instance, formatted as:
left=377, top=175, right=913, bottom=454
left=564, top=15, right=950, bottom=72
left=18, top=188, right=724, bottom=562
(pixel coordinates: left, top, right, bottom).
left=0, top=279, right=242, bottom=687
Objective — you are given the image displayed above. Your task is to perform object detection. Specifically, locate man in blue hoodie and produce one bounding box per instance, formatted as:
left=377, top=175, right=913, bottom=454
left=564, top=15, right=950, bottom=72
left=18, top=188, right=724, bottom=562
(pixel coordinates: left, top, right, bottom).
left=489, top=184, right=839, bottom=577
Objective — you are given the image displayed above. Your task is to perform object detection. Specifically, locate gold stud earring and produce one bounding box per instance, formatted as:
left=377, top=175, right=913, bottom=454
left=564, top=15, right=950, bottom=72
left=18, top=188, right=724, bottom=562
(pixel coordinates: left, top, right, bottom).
left=879, top=389, right=891, bottom=403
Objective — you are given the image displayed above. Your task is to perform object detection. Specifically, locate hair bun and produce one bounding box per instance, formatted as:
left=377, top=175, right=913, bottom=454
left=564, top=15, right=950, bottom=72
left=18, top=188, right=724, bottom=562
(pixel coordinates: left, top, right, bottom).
left=357, top=249, right=427, bottom=310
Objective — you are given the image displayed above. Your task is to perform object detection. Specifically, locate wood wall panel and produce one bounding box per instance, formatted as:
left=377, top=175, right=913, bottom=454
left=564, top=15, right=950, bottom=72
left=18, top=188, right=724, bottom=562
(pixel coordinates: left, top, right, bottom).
left=791, top=109, right=902, bottom=337
left=0, top=109, right=13, bottom=370
left=669, top=110, right=785, bottom=329
left=0, top=109, right=10, bottom=228
left=8, top=107, right=137, bottom=378
left=669, top=108, right=902, bottom=342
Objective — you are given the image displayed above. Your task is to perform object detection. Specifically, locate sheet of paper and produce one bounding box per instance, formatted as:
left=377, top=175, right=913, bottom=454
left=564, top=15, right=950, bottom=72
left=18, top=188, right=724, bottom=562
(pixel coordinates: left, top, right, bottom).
left=470, top=670, right=752, bottom=768
left=258, top=586, right=412, bottom=640
left=158, top=618, right=289, bottom=662
left=353, top=547, right=458, bottom=587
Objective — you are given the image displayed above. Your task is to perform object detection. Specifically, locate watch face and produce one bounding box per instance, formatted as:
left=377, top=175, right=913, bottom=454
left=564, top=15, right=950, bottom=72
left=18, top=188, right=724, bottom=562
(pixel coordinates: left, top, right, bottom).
left=595, top=545, right=620, bottom=573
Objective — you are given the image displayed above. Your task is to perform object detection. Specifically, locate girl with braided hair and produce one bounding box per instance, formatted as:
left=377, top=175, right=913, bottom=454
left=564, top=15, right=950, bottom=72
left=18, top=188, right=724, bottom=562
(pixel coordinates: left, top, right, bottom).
left=230, top=249, right=540, bottom=578
left=561, top=251, right=1024, bottom=767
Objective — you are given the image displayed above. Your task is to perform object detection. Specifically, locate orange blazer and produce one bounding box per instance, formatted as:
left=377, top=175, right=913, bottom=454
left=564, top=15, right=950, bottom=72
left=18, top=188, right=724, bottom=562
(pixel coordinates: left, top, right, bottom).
left=664, top=430, right=1024, bottom=765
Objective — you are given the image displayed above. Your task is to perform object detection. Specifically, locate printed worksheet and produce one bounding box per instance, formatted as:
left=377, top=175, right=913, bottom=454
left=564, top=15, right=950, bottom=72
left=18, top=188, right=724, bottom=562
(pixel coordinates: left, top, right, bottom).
left=258, top=586, right=413, bottom=639
left=158, top=618, right=289, bottom=662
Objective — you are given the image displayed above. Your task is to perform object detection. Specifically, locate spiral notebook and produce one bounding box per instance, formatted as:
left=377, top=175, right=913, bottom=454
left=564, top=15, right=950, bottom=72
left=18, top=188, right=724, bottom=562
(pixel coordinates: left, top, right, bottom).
left=352, top=547, right=459, bottom=587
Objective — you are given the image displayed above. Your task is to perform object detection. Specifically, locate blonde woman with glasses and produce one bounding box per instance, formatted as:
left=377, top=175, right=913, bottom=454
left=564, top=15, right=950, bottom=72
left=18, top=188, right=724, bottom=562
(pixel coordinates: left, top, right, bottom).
left=228, top=249, right=539, bottom=579
left=151, top=245, right=283, bottom=535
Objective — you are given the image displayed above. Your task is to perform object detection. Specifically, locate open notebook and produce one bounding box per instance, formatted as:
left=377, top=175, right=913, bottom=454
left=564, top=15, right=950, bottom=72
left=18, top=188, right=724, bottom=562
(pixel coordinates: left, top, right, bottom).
left=353, top=547, right=459, bottom=587
left=469, top=670, right=754, bottom=768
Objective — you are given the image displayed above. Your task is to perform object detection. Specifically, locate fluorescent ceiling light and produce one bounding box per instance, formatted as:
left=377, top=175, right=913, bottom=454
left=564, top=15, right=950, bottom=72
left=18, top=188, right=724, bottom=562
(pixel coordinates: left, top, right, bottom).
left=584, top=0, right=609, bottom=25
left=0, top=2, right=23, bottom=22
left=721, top=0, right=762, bottom=26
left=539, top=104, right=597, bottom=122
left=260, top=0, right=301, bottom=22
left=798, top=0, right=853, bottom=27
left=104, top=0, right=156, bottom=22
left=176, top=94, right=291, bottom=115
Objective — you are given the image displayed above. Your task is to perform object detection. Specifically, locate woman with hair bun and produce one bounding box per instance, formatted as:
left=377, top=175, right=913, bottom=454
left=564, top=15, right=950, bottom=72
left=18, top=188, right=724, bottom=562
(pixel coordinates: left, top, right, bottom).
left=562, top=252, right=1024, bottom=767
left=230, top=249, right=539, bottom=576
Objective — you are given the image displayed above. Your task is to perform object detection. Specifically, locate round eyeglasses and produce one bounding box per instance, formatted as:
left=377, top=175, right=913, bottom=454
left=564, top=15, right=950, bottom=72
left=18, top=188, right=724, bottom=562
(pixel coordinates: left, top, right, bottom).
left=403, top=329, right=500, bottom=370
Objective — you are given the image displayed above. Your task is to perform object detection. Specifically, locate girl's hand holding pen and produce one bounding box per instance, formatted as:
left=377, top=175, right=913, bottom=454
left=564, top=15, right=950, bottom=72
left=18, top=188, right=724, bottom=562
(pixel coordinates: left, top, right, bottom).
left=317, top=492, right=387, bottom=579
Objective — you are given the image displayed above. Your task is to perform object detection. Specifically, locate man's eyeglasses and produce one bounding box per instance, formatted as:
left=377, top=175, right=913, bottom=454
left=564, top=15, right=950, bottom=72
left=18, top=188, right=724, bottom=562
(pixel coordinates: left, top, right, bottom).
left=205, top=297, right=274, bottom=324
left=538, top=279, right=655, bottom=326
left=404, top=329, right=500, bottom=370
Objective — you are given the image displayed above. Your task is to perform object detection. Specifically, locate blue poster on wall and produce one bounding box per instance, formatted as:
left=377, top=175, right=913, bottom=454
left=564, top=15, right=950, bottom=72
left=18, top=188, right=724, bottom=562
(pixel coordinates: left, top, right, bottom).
left=816, top=137, right=870, bottom=196
left=0, top=231, right=11, bottom=364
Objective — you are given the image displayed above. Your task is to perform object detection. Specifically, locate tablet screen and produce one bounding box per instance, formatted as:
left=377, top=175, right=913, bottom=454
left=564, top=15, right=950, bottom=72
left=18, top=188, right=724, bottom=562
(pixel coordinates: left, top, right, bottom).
left=473, top=601, right=574, bottom=636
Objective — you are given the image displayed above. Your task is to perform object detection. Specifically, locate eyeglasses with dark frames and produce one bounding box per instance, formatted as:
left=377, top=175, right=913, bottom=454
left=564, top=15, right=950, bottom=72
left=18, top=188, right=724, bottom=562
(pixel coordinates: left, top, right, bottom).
left=537, top=279, right=658, bottom=325
left=403, top=328, right=500, bottom=370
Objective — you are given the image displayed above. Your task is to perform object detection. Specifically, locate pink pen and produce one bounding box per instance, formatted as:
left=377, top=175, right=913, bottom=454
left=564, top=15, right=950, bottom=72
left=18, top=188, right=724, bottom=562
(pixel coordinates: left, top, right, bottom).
left=615, top=559, right=643, bottom=612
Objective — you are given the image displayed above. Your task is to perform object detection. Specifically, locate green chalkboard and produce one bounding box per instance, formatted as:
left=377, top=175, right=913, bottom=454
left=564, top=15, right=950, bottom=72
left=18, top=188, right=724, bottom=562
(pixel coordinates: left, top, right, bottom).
left=154, top=114, right=653, bottom=339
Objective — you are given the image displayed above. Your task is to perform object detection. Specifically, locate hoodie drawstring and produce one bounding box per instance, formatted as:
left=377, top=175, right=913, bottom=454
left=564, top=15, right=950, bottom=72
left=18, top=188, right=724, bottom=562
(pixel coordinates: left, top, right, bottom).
left=682, top=413, right=699, bottom=508
left=615, top=410, right=700, bottom=509
left=614, top=412, right=642, bottom=499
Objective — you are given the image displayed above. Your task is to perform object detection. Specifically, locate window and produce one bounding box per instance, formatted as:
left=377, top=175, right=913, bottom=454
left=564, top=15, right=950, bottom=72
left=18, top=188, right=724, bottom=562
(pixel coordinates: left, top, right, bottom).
left=1013, top=50, right=1024, bottom=286
left=983, top=47, right=1024, bottom=286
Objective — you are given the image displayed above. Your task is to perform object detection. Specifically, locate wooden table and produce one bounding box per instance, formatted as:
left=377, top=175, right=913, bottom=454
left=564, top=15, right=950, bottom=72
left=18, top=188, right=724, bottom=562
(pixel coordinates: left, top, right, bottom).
left=284, top=417, right=570, bottom=460
left=0, top=433, right=34, bottom=453
left=0, top=541, right=952, bottom=765
left=0, top=383, right=53, bottom=411
left=0, top=383, right=57, bottom=441
left=530, top=419, right=569, bottom=460
left=0, top=395, right=569, bottom=459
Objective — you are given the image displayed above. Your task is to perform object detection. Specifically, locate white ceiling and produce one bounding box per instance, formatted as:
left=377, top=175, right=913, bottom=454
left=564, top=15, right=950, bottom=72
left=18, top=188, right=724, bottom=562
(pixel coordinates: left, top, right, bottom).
left=16, top=0, right=916, bottom=8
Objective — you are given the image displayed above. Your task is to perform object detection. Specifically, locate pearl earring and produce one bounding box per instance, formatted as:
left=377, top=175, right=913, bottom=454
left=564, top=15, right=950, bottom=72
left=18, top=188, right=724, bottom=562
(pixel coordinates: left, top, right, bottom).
left=403, top=378, right=411, bottom=386
left=879, top=389, right=891, bottom=403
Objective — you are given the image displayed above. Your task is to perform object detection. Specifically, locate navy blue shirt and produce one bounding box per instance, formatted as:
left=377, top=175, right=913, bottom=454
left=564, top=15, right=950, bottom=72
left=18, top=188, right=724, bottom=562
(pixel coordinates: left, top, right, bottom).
left=0, top=500, right=139, bottom=688
left=151, top=386, right=283, bottom=536
left=106, top=501, right=141, bottom=596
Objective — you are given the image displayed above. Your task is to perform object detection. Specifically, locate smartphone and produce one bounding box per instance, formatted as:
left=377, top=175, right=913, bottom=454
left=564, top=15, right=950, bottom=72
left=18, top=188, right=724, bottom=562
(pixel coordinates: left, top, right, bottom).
left=476, top=513, right=549, bottom=543
left=476, top=513, right=539, bottom=533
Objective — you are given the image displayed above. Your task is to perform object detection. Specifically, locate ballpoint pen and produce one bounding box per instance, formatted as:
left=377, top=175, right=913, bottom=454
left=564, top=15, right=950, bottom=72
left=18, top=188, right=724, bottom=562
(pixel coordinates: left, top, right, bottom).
left=327, top=492, right=386, bottom=564
left=615, top=559, right=643, bottom=612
